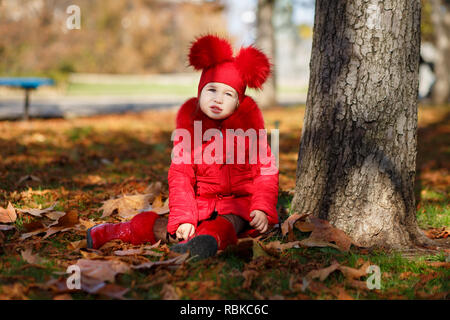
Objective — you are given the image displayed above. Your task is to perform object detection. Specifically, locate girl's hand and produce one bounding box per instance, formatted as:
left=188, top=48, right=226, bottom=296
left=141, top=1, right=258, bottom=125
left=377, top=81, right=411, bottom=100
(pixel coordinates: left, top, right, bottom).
left=176, top=223, right=195, bottom=241
left=249, top=210, right=269, bottom=233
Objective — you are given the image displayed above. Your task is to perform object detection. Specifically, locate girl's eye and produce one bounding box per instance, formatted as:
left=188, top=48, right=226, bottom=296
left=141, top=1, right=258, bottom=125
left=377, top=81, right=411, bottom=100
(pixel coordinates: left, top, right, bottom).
left=208, top=89, right=215, bottom=92
left=226, top=93, right=232, bottom=97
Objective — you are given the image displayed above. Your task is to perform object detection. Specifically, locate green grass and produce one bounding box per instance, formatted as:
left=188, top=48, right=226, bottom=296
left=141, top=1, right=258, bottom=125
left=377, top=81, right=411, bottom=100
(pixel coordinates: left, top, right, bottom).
left=417, top=201, right=449, bottom=229
left=65, top=82, right=308, bottom=97
left=66, top=82, right=196, bottom=96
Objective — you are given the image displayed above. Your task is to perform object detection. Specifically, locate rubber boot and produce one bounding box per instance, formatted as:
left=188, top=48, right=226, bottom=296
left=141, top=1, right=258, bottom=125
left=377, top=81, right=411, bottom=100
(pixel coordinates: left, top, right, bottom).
left=171, top=215, right=238, bottom=259
left=87, top=211, right=160, bottom=249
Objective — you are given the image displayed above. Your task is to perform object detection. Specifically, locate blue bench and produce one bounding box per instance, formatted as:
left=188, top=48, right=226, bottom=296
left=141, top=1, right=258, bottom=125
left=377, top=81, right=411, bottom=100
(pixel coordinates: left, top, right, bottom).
left=0, top=77, right=55, bottom=120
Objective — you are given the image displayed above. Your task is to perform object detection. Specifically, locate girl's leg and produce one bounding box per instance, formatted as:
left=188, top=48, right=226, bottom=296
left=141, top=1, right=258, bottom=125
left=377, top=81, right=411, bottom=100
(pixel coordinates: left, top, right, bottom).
left=222, top=214, right=247, bottom=234
left=170, top=213, right=239, bottom=259
left=87, top=211, right=173, bottom=249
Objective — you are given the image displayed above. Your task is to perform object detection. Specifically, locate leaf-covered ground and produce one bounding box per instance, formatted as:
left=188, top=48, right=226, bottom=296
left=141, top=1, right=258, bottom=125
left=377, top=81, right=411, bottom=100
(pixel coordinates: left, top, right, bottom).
left=0, top=104, right=448, bottom=300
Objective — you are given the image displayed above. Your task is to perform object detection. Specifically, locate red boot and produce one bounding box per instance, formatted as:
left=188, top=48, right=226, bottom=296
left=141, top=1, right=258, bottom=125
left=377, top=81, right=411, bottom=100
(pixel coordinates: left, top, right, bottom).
left=171, top=215, right=238, bottom=259
left=87, top=211, right=160, bottom=249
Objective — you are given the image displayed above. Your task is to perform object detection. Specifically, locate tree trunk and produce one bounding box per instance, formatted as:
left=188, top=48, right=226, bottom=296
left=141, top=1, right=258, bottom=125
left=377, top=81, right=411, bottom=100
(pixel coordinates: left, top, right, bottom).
left=256, top=0, right=277, bottom=109
left=430, top=0, right=450, bottom=104
left=291, top=0, right=435, bottom=249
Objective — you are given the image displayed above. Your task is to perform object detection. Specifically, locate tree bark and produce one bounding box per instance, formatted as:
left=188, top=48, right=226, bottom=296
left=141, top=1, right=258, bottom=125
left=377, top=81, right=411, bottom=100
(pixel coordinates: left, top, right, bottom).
left=256, top=0, right=278, bottom=109
left=291, top=0, right=436, bottom=249
left=430, top=0, right=450, bottom=104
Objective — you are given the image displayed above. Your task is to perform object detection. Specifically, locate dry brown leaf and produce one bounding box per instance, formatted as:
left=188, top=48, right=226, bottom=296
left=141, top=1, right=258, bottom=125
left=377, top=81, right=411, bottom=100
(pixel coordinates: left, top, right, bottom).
left=45, top=211, right=66, bottom=221
left=298, top=217, right=357, bottom=252
left=80, top=248, right=104, bottom=259
left=332, top=286, right=354, bottom=300
left=68, top=240, right=87, bottom=250
left=36, top=211, right=80, bottom=239
left=281, top=213, right=310, bottom=236
left=242, top=270, right=259, bottom=289
left=294, top=219, right=315, bottom=232
left=0, top=202, right=17, bottom=223
left=53, top=294, right=73, bottom=300
left=0, top=224, right=15, bottom=231
left=17, top=203, right=57, bottom=218
left=345, top=279, right=370, bottom=291
left=161, top=283, right=180, bottom=300
left=424, top=261, right=450, bottom=268
left=21, top=247, right=43, bottom=264
left=17, top=175, right=41, bottom=186
left=99, top=193, right=154, bottom=219
left=0, top=283, right=29, bottom=300
left=298, top=237, right=341, bottom=250
left=150, top=194, right=169, bottom=215
left=132, top=252, right=189, bottom=270
left=78, top=218, right=96, bottom=230
left=95, top=283, right=129, bottom=300
left=263, top=240, right=301, bottom=254
left=145, top=181, right=163, bottom=195
left=76, top=259, right=131, bottom=282
left=252, top=240, right=271, bottom=259
left=305, top=261, right=340, bottom=282
left=338, top=260, right=371, bottom=280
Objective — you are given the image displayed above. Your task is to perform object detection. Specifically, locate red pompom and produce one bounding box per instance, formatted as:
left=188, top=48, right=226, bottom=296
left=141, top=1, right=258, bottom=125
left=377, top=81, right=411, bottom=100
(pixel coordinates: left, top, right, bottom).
left=188, top=34, right=234, bottom=70
left=235, top=46, right=272, bottom=89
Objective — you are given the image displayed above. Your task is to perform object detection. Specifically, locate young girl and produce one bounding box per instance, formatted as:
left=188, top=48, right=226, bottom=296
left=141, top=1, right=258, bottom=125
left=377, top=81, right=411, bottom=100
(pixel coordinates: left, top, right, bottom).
left=87, top=34, right=279, bottom=259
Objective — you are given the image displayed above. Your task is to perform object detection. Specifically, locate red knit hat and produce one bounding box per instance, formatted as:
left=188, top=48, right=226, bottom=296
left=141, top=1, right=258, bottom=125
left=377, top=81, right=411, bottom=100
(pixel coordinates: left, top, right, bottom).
left=188, top=34, right=272, bottom=104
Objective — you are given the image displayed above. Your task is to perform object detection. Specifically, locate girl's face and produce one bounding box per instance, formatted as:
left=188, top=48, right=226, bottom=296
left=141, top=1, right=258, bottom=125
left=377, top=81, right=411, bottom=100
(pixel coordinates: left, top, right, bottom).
left=199, top=82, right=239, bottom=120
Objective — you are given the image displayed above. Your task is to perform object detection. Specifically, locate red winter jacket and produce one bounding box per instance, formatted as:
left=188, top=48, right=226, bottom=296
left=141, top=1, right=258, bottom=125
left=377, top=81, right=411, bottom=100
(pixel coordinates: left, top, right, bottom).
left=167, top=95, right=279, bottom=235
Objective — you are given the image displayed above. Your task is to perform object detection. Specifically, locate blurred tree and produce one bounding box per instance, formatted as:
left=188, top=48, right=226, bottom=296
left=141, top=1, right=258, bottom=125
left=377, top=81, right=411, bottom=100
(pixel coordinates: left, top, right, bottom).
left=291, top=0, right=436, bottom=249
left=256, top=0, right=277, bottom=109
left=430, top=0, right=450, bottom=104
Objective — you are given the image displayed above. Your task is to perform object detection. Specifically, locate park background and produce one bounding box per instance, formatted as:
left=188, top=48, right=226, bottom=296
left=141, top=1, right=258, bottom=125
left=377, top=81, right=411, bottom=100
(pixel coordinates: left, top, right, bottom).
left=0, top=0, right=448, bottom=300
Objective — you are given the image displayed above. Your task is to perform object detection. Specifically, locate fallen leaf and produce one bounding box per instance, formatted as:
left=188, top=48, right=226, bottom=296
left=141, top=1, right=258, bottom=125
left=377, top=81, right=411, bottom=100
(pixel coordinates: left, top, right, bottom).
left=242, top=270, right=259, bottom=289
left=161, top=283, right=180, bottom=300
left=99, top=193, right=154, bottom=219
left=53, top=294, right=73, bottom=300
left=281, top=213, right=310, bottom=236
left=263, top=240, right=301, bottom=254
left=78, top=218, right=96, bottom=230
left=132, top=252, right=189, bottom=270
left=45, top=211, right=66, bottom=220
left=95, top=283, right=129, bottom=300
left=0, top=224, right=15, bottom=231
left=345, top=279, right=370, bottom=291
left=76, top=259, right=131, bottom=282
left=424, top=227, right=449, bottom=239
left=17, top=175, right=41, bottom=186
left=0, top=202, right=17, bottom=223
left=297, top=217, right=357, bottom=252
left=424, top=261, right=450, bottom=268
left=0, top=283, right=29, bottom=300
left=305, top=261, right=340, bottom=282
left=42, top=211, right=80, bottom=239
left=252, top=240, right=271, bottom=259
left=332, top=286, right=354, bottom=300
left=21, top=247, right=43, bottom=264
left=17, top=203, right=58, bottom=218
left=298, top=237, right=341, bottom=250
left=68, top=240, right=87, bottom=250
left=145, top=181, right=162, bottom=195
left=338, top=260, right=371, bottom=280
